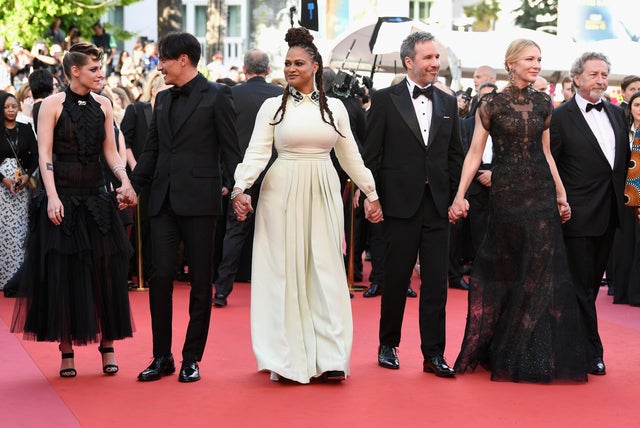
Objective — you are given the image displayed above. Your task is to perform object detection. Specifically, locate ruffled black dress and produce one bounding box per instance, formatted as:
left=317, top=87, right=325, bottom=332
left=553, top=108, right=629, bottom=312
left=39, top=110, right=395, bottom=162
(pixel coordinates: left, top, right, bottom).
left=454, top=85, right=588, bottom=382
left=11, top=88, right=134, bottom=345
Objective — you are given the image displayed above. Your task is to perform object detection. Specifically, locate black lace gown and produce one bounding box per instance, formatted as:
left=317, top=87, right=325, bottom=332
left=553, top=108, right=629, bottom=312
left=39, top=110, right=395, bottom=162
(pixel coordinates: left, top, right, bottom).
left=454, top=85, right=588, bottom=382
left=11, top=88, right=134, bottom=345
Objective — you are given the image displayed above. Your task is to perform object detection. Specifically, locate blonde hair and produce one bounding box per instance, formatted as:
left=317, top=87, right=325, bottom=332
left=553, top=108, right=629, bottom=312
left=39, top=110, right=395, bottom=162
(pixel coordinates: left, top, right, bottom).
left=504, top=39, right=540, bottom=73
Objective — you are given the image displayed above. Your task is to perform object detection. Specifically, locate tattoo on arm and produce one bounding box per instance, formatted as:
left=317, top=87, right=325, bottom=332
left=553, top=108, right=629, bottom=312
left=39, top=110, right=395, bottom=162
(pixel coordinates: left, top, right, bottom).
left=46, top=163, right=53, bottom=171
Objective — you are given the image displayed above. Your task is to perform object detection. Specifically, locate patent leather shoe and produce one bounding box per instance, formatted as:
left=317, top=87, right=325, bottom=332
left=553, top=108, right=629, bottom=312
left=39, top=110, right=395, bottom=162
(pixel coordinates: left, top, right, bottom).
left=423, top=356, right=456, bottom=378
left=179, top=361, right=201, bottom=382
left=363, top=283, right=382, bottom=297
left=213, top=294, right=228, bottom=307
left=138, top=354, right=176, bottom=381
left=378, top=345, right=399, bottom=369
left=450, top=278, right=469, bottom=290
left=407, top=286, right=417, bottom=297
left=588, top=358, right=606, bottom=375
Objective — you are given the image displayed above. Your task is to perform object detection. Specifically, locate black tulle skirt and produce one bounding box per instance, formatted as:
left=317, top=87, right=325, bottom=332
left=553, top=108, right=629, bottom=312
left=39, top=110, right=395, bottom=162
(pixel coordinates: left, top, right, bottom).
left=11, top=191, right=134, bottom=345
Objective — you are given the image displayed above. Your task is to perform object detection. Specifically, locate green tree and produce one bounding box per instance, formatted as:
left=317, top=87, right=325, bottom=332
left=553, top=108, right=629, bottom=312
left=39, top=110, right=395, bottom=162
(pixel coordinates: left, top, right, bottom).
left=513, top=0, right=558, bottom=30
left=464, top=0, right=501, bottom=32
left=0, top=0, right=140, bottom=49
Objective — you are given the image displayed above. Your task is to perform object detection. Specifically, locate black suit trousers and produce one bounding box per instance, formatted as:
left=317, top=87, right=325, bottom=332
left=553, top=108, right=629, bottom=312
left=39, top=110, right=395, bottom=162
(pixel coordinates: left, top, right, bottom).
left=563, top=224, right=615, bottom=361
left=379, top=185, right=449, bottom=357
left=149, top=197, right=218, bottom=361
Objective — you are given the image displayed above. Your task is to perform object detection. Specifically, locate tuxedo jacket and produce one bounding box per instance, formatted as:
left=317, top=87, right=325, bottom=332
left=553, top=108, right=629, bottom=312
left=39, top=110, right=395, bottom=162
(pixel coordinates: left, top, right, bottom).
left=550, top=97, right=629, bottom=237
left=121, top=101, right=152, bottom=160
left=132, top=73, right=241, bottom=217
left=364, top=79, right=464, bottom=219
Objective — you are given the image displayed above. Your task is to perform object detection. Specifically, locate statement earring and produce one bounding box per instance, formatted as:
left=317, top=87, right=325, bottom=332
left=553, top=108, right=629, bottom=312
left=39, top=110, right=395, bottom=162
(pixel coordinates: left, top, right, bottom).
left=508, top=68, right=514, bottom=84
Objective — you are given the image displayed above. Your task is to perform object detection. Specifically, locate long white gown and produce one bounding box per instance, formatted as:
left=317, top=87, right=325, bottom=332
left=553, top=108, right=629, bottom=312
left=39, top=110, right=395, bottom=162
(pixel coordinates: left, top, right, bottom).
left=233, top=91, right=378, bottom=383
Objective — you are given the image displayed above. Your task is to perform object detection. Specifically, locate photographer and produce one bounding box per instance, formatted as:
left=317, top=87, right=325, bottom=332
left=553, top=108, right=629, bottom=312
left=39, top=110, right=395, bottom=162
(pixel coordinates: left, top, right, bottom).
left=456, top=87, right=473, bottom=118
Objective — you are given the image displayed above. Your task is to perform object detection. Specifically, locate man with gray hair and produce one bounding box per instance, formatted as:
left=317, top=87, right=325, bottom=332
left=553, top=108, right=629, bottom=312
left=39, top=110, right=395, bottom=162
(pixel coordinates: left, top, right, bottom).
left=550, top=52, right=629, bottom=376
left=213, top=49, right=283, bottom=307
left=364, top=31, right=464, bottom=377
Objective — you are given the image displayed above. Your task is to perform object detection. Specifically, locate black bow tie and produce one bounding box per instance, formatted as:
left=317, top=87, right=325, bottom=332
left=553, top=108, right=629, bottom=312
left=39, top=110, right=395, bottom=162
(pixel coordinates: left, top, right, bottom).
left=413, top=85, right=433, bottom=100
left=586, top=102, right=603, bottom=112
left=169, top=85, right=188, bottom=99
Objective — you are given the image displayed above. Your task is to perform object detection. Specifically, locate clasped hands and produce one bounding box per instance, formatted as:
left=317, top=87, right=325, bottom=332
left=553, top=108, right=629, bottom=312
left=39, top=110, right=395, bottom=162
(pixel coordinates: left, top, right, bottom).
left=115, top=182, right=138, bottom=210
left=352, top=189, right=383, bottom=223
left=448, top=196, right=469, bottom=224
left=232, top=192, right=253, bottom=221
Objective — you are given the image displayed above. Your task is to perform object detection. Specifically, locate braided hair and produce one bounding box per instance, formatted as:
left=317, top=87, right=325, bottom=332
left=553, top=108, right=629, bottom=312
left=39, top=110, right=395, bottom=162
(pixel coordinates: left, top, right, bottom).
left=271, top=27, right=343, bottom=137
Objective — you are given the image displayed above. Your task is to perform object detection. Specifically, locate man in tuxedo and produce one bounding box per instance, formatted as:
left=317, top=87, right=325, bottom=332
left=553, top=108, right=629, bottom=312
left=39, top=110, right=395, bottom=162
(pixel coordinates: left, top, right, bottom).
left=550, top=52, right=629, bottom=376
left=213, top=49, right=282, bottom=307
left=132, top=32, right=241, bottom=383
left=364, top=31, right=464, bottom=377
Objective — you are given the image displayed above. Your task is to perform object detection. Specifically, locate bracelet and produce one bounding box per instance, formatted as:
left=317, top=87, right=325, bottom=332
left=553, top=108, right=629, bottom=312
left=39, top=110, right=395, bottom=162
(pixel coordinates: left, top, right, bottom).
left=230, top=189, right=243, bottom=200
left=112, top=164, right=126, bottom=174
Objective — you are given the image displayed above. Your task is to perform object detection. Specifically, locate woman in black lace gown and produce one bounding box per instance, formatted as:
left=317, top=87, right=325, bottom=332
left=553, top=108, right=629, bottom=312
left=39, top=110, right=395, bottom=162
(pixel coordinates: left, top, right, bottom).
left=448, top=39, right=588, bottom=382
left=11, top=43, right=137, bottom=377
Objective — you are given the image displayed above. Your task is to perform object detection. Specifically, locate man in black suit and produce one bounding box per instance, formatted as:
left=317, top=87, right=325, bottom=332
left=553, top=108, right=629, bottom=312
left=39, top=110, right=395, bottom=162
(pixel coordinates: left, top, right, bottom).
left=364, top=32, right=464, bottom=377
left=213, top=49, right=282, bottom=307
left=133, top=32, right=241, bottom=383
left=550, top=52, right=629, bottom=376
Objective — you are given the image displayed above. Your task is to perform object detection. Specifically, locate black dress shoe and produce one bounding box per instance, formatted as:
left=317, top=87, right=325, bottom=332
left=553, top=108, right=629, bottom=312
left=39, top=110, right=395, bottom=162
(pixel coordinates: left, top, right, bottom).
left=378, top=345, right=399, bottom=369
left=178, top=361, right=201, bottom=382
left=423, top=356, right=456, bottom=377
left=363, top=283, right=382, bottom=297
left=213, top=294, right=228, bottom=307
left=588, top=358, right=606, bottom=375
left=323, top=370, right=346, bottom=381
left=450, top=278, right=469, bottom=290
left=407, top=286, right=417, bottom=298
left=138, top=355, right=176, bottom=381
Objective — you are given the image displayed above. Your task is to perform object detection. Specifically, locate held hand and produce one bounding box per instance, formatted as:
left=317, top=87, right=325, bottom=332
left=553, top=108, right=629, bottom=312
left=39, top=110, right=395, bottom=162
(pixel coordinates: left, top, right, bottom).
left=116, top=182, right=138, bottom=207
left=364, top=199, right=383, bottom=223
left=448, top=197, right=469, bottom=224
left=48, top=197, right=64, bottom=225
left=557, top=198, right=571, bottom=223
left=221, top=186, right=229, bottom=197
left=232, top=193, right=253, bottom=222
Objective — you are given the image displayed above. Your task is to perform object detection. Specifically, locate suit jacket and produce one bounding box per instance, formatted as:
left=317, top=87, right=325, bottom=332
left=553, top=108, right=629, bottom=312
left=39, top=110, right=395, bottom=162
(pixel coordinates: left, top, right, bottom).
left=231, top=76, right=282, bottom=153
left=550, top=97, right=629, bottom=237
left=364, top=79, right=464, bottom=219
left=121, top=101, right=152, bottom=160
left=132, top=73, right=242, bottom=217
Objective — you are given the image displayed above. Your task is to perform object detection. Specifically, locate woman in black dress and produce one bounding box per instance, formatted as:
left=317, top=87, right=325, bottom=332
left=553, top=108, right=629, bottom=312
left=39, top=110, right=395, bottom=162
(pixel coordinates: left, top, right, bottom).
left=448, top=39, right=588, bottom=382
left=11, top=43, right=137, bottom=377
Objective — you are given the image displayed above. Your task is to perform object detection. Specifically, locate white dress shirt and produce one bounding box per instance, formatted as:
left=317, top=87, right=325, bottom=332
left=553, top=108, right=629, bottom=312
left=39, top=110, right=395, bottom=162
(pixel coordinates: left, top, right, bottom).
left=406, top=77, right=433, bottom=145
left=575, top=93, right=616, bottom=168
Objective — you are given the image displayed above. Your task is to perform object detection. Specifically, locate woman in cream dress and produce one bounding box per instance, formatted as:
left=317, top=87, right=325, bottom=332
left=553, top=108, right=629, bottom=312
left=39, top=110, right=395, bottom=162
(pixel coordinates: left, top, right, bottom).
left=232, top=27, right=382, bottom=384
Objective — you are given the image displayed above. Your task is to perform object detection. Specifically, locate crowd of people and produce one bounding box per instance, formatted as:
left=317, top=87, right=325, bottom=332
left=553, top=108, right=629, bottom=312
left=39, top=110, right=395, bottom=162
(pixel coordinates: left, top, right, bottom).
left=1, top=19, right=639, bottom=386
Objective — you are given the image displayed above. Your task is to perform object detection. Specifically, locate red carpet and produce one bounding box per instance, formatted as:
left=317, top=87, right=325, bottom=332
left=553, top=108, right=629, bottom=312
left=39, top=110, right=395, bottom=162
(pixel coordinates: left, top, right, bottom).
left=1, top=271, right=639, bottom=428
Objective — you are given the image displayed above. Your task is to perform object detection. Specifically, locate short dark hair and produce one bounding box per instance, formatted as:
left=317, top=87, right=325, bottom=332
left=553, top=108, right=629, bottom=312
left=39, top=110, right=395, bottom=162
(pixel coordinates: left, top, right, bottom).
left=478, top=82, right=498, bottom=92
left=621, top=75, right=640, bottom=91
left=28, top=69, right=54, bottom=99
left=400, top=32, right=435, bottom=71
left=158, top=32, right=201, bottom=68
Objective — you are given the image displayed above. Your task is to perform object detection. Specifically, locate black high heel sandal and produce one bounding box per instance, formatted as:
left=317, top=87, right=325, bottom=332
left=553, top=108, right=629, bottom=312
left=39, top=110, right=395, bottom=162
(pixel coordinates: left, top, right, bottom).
left=59, top=345, right=77, bottom=378
left=98, top=345, right=119, bottom=375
